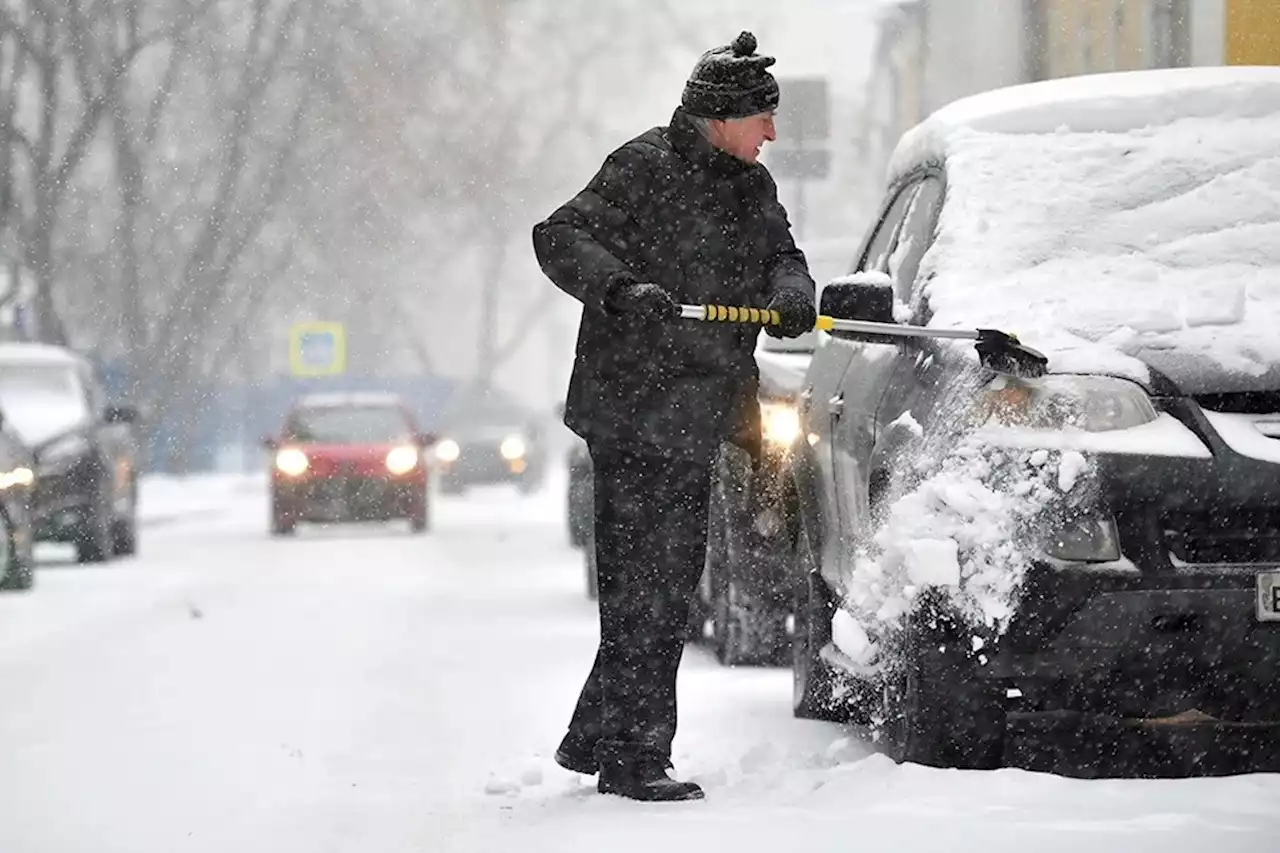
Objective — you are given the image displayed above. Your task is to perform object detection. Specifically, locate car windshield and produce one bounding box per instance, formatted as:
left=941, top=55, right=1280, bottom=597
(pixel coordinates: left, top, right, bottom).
left=285, top=405, right=411, bottom=444
left=0, top=363, right=90, bottom=444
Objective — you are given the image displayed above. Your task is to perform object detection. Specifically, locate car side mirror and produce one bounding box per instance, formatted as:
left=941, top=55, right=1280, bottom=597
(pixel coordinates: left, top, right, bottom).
left=104, top=404, right=140, bottom=424
left=821, top=272, right=900, bottom=344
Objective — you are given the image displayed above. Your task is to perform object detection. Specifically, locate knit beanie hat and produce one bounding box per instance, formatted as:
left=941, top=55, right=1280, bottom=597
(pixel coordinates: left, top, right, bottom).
left=681, top=31, right=780, bottom=120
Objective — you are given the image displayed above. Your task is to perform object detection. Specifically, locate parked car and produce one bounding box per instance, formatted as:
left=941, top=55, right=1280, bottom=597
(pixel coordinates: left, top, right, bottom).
left=573, top=332, right=814, bottom=666
left=265, top=392, right=433, bottom=534
left=0, top=411, right=36, bottom=590
left=0, top=344, right=139, bottom=563
left=790, top=68, right=1280, bottom=772
left=432, top=400, right=547, bottom=495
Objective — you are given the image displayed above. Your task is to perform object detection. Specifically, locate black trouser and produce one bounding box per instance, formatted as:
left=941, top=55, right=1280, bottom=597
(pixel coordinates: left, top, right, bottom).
left=566, top=441, right=713, bottom=765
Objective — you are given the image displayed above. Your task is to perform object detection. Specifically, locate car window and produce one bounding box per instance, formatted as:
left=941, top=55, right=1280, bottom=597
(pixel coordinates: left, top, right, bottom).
left=886, top=176, right=945, bottom=306
left=285, top=405, right=413, bottom=444
left=857, top=182, right=920, bottom=274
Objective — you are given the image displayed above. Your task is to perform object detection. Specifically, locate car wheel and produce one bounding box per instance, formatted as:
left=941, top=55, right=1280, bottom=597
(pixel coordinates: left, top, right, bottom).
left=791, top=525, right=847, bottom=720
left=880, top=596, right=1006, bottom=769
left=270, top=493, right=297, bottom=536
left=584, top=528, right=599, bottom=600
left=707, top=478, right=788, bottom=667
left=76, top=480, right=115, bottom=564
left=0, top=509, right=32, bottom=592
left=409, top=497, right=429, bottom=534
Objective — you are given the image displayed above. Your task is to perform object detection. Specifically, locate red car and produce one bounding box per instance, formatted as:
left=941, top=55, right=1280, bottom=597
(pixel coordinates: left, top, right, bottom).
left=264, top=393, right=433, bottom=535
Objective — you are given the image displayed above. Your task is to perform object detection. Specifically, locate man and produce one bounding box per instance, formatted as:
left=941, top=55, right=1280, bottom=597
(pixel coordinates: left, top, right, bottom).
left=532, top=31, right=816, bottom=802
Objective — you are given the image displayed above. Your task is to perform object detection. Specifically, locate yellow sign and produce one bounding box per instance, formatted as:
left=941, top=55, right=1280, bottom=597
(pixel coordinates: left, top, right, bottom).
left=1227, top=0, right=1280, bottom=65
left=289, top=322, right=346, bottom=377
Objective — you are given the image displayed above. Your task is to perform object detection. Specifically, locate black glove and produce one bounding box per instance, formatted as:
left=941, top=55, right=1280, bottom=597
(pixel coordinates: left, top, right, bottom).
left=765, top=288, right=816, bottom=338
left=605, top=279, right=677, bottom=322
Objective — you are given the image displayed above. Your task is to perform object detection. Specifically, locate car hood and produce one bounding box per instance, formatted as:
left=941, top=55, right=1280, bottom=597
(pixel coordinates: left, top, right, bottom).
left=7, top=402, right=90, bottom=447
left=1040, top=339, right=1280, bottom=397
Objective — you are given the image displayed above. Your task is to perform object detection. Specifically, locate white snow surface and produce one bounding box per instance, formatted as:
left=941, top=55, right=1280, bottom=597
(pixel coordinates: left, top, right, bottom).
left=0, top=469, right=1275, bottom=852
left=890, top=68, right=1280, bottom=384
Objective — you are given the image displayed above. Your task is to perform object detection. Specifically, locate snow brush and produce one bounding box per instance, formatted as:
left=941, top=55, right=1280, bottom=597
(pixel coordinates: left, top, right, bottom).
left=678, top=303, right=1049, bottom=379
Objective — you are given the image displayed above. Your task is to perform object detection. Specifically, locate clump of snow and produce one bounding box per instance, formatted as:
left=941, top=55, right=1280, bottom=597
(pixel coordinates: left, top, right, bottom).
left=841, top=434, right=1099, bottom=659
left=888, top=409, right=924, bottom=438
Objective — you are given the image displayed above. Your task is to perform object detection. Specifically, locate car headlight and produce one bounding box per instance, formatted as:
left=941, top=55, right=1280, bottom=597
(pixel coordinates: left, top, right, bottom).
left=435, top=439, right=460, bottom=462
left=385, top=445, right=419, bottom=475
left=761, top=401, right=801, bottom=447
left=38, top=434, right=91, bottom=469
left=500, top=435, right=526, bottom=460
left=274, top=447, right=309, bottom=477
left=974, top=375, right=1156, bottom=433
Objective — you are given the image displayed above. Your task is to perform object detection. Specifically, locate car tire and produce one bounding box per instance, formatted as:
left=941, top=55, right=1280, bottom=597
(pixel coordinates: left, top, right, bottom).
left=270, top=494, right=296, bottom=536
left=76, top=480, right=115, bottom=564
left=0, top=510, right=32, bottom=592
left=707, top=474, right=788, bottom=667
left=584, top=528, right=599, bottom=600
left=880, top=597, right=1006, bottom=769
left=409, top=498, right=429, bottom=534
left=791, top=525, right=848, bottom=721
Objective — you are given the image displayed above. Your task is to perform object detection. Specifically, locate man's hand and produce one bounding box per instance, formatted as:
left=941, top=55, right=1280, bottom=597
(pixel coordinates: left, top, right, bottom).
left=606, top=280, right=678, bottom=322
left=765, top=289, right=816, bottom=338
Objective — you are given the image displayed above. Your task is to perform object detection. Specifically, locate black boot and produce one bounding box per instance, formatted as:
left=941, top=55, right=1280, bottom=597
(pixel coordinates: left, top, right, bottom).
left=554, top=733, right=598, bottom=775
left=598, top=755, right=704, bottom=802
left=555, top=733, right=675, bottom=776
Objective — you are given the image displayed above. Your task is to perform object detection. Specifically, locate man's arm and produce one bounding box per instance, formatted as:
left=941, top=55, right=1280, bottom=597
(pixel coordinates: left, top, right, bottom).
left=759, top=170, right=816, bottom=304
left=532, top=143, right=655, bottom=314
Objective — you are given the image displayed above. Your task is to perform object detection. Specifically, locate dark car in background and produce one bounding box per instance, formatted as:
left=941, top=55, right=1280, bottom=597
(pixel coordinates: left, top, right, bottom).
left=790, top=69, right=1280, bottom=774
left=0, top=344, right=140, bottom=564
left=265, top=392, right=433, bottom=535
left=432, top=400, right=547, bottom=495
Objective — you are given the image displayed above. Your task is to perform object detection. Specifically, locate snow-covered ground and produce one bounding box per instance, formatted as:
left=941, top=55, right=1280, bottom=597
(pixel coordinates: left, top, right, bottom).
left=0, top=470, right=1274, bottom=852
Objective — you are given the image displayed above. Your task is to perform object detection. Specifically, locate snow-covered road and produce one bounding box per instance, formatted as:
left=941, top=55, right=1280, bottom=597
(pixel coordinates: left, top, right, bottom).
left=0, top=472, right=1274, bottom=852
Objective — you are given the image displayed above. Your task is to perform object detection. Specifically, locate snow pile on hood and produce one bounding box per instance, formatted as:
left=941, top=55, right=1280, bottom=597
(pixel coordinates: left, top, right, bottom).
left=833, top=437, right=1094, bottom=669
left=899, top=71, right=1280, bottom=387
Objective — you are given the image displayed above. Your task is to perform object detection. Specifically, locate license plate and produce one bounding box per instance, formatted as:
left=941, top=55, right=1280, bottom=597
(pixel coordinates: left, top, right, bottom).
left=1257, top=571, right=1280, bottom=622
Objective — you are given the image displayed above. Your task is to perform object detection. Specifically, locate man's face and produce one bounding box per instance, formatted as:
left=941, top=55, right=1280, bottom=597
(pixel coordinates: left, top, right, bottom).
left=711, top=111, right=776, bottom=164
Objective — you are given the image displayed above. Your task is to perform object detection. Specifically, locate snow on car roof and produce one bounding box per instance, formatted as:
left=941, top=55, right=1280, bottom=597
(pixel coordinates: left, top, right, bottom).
left=295, top=392, right=404, bottom=409
left=0, top=342, right=88, bottom=368
left=887, top=67, right=1280, bottom=386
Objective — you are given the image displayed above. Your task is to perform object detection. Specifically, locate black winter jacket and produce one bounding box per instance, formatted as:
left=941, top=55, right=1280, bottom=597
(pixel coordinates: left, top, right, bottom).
left=532, top=108, right=815, bottom=460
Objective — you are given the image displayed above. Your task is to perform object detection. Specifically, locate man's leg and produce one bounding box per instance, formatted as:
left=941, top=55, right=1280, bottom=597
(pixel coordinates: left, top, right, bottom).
left=583, top=445, right=711, bottom=799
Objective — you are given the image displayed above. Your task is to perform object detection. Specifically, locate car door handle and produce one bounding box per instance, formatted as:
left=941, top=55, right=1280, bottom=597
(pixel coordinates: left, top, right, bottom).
left=828, top=394, right=844, bottom=417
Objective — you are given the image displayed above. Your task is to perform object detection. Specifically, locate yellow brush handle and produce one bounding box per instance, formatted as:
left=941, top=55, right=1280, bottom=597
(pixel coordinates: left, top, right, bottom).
left=685, top=303, right=834, bottom=332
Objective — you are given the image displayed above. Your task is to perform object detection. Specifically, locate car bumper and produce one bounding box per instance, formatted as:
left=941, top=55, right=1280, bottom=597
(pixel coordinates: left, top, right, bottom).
left=974, top=428, right=1280, bottom=725
left=273, top=475, right=424, bottom=521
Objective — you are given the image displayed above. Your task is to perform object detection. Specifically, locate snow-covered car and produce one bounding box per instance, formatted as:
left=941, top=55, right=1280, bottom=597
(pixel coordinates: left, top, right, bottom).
left=0, top=344, right=140, bottom=563
left=790, top=67, right=1280, bottom=772
left=265, top=393, right=433, bottom=534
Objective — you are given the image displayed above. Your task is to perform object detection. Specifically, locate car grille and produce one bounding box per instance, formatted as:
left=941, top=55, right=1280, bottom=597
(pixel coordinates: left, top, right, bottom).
left=1164, top=509, right=1280, bottom=564
left=1195, top=391, right=1280, bottom=416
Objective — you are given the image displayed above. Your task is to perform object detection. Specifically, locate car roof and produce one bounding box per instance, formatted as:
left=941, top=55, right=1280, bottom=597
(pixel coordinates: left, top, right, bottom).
left=292, top=391, right=406, bottom=410
left=0, top=342, right=88, bottom=368
left=888, top=66, right=1280, bottom=185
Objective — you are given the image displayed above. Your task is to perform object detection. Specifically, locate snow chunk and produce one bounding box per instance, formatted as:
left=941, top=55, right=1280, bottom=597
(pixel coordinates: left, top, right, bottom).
left=904, top=539, right=961, bottom=587
left=888, top=410, right=924, bottom=438
left=831, top=610, right=876, bottom=666
left=1057, top=451, right=1088, bottom=492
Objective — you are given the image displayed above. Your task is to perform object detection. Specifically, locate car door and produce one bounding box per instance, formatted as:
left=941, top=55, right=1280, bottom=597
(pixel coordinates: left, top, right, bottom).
left=810, top=180, right=922, bottom=592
